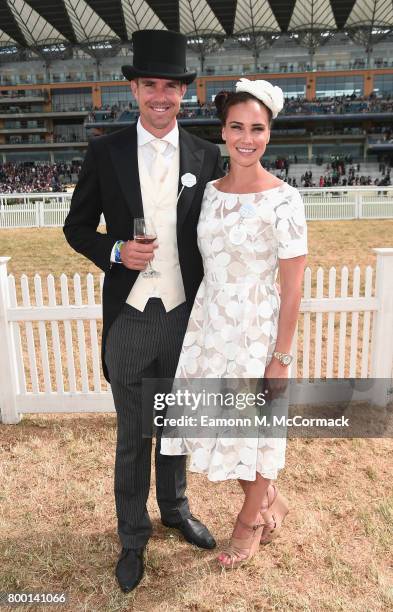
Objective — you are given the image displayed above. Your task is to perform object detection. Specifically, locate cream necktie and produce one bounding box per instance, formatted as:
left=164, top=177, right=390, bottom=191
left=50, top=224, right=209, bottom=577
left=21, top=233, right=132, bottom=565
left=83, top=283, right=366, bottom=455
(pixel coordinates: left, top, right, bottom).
left=151, top=139, right=168, bottom=185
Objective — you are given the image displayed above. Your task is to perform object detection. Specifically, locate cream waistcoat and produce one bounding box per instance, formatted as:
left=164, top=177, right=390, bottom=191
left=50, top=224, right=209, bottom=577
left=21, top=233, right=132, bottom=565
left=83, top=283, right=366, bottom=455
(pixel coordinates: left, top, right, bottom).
left=126, top=145, right=186, bottom=311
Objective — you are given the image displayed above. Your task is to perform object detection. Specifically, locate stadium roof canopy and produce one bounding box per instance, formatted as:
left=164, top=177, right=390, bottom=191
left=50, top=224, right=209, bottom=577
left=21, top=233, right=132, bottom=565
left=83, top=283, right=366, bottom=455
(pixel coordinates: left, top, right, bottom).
left=0, top=0, right=392, bottom=62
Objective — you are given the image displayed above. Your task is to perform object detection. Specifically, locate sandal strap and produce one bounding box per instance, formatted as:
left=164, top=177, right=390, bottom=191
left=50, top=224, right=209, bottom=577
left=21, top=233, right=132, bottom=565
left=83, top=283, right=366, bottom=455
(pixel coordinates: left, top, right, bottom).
left=261, top=517, right=277, bottom=529
left=220, top=515, right=266, bottom=566
left=220, top=535, right=257, bottom=562
left=236, top=514, right=264, bottom=531
left=266, top=484, right=276, bottom=507
left=221, top=543, right=248, bottom=558
left=261, top=484, right=278, bottom=511
left=219, top=550, right=245, bottom=566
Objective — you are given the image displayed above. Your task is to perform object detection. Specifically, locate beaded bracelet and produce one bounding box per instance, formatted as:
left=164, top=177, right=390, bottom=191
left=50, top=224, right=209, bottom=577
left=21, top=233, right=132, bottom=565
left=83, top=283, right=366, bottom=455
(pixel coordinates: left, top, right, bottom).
left=114, top=240, right=124, bottom=263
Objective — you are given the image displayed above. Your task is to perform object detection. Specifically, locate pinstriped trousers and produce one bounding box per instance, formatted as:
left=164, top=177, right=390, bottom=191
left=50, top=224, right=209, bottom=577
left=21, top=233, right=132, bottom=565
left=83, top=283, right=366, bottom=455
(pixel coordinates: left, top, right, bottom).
left=104, top=299, right=191, bottom=549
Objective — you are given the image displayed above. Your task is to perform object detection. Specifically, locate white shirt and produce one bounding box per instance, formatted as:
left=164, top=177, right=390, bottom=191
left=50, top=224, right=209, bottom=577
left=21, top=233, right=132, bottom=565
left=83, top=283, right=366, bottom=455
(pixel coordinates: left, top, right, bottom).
left=110, top=118, right=179, bottom=263
left=137, top=117, right=179, bottom=171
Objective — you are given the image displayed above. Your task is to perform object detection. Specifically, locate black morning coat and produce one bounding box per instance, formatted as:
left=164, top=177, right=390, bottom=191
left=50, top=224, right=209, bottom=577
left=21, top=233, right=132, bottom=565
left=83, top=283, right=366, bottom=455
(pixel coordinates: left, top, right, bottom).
left=63, top=123, right=224, bottom=381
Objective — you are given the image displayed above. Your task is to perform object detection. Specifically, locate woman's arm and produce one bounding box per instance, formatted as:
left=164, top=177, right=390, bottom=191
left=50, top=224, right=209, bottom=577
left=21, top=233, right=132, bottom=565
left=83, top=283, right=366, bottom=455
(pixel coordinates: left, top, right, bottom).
left=265, top=254, right=306, bottom=378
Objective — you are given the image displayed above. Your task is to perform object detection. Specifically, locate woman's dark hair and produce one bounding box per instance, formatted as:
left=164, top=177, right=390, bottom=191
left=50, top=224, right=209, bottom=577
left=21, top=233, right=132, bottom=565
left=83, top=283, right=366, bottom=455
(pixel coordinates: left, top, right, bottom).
left=214, top=90, right=273, bottom=126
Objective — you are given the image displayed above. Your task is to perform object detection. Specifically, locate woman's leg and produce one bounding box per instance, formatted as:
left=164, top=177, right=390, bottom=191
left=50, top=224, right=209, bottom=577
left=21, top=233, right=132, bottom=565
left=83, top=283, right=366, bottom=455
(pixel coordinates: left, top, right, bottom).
left=238, top=479, right=273, bottom=511
left=218, top=475, right=273, bottom=566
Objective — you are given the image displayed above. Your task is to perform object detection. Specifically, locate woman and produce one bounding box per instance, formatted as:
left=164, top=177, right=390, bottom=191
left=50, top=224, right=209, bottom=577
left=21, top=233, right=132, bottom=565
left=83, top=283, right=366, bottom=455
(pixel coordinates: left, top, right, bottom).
left=160, top=78, right=307, bottom=568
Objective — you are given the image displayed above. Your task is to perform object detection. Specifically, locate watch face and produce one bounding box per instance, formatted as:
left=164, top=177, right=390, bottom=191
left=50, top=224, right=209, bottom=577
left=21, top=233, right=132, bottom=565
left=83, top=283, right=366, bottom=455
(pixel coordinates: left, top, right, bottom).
left=282, top=354, right=292, bottom=366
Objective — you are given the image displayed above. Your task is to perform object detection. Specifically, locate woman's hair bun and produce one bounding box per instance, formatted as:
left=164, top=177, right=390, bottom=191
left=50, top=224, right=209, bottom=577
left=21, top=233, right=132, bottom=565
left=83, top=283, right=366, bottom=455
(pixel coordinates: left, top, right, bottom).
left=214, top=90, right=233, bottom=119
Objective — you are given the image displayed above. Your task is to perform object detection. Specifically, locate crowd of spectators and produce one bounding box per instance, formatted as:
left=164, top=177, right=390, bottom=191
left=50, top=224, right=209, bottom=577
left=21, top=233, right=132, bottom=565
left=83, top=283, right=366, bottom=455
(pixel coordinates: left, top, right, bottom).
left=84, top=93, right=393, bottom=124
left=316, top=159, right=391, bottom=188
left=3, top=92, right=393, bottom=121
left=0, top=161, right=82, bottom=193
left=210, top=154, right=392, bottom=188
left=87, top=103, right=133, bottom=123
left=86, top=102, right=217, bottom=123
left=278, top=155, right=392, bottom=188
left=262, top=157, right=291, bottom=176
left=0, top=155, right=391, bottom=194
left=283, top=93, right=393, bottom=116
left=369, top=126, right=393, bottom=143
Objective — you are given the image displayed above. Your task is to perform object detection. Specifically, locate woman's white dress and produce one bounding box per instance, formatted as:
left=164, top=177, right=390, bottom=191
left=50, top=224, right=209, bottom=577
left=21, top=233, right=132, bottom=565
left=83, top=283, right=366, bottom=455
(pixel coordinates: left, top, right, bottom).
left=160, top=180, right=308, bottom=481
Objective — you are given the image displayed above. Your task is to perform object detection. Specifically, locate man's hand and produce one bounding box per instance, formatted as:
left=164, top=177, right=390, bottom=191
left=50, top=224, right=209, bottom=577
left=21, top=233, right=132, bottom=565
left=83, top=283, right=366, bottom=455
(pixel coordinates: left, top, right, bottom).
left=120, top=240, right=158, bottom=270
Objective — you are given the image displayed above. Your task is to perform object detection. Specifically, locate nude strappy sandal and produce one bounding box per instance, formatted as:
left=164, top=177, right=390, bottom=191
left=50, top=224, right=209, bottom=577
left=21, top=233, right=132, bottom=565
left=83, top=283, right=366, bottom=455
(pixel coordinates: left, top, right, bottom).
left=218, top=514, right=264, bottom=569
left=259, top=484, right=289, bottom=545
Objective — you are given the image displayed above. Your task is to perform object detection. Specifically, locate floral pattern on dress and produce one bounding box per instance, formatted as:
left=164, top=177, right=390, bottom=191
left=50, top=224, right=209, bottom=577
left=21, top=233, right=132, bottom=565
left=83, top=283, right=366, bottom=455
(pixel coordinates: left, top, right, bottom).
left=160, top=181, right=308, bottom=481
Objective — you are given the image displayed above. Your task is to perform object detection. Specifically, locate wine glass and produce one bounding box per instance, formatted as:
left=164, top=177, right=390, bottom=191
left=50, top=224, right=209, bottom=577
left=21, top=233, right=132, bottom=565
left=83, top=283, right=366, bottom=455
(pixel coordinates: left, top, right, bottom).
left=133, top=217, right=160, bottom=278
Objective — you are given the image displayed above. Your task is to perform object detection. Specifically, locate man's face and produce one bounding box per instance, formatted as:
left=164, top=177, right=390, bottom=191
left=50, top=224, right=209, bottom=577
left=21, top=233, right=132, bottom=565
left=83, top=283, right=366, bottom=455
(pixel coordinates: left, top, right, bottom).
left=130, top=78, right=187, bottom=136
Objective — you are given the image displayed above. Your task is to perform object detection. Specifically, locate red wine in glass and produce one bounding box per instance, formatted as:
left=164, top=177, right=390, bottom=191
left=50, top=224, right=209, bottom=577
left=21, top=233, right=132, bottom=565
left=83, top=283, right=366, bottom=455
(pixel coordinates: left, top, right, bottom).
left=134, top=235, right=156, bottom=245
left=133, top=217, right=160, bottom=278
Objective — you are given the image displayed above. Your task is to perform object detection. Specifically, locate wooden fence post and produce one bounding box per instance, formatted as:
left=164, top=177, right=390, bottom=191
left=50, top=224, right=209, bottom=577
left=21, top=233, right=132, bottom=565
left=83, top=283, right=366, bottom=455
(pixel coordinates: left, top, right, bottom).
left=39, top=200, right=45, bottom=227
left=35, top=200, right=40, bottom=227
left=357, top=193, right=362, bottom=219
left=0, top=257, right=20, bottom=423
left=370, top=248, right=393, bottom=406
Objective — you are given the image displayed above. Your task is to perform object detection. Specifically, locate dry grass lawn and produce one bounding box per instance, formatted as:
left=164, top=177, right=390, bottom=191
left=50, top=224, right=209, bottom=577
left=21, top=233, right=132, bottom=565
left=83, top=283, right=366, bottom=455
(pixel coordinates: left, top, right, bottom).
left=2, top=219, right=393, bottom=277
left=1, top=221, right=393, bottom=611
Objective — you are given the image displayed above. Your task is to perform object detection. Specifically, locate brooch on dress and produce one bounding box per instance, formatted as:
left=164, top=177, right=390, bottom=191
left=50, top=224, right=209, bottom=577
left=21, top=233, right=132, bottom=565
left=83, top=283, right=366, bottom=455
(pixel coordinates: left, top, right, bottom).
left=229, top=202, right=257, bottom=245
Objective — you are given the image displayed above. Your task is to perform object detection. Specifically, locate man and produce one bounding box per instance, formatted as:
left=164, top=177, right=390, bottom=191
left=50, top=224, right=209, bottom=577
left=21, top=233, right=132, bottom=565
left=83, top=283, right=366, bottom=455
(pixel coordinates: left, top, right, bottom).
left=63, top=29, right=224, bottom=593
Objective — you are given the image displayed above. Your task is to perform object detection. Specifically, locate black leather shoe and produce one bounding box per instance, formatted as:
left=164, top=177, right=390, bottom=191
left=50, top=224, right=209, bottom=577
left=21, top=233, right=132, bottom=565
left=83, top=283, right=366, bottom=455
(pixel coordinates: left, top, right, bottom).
left=161, top=515, right=216, bottom=549
left=116, top=547, right=145, bottom=593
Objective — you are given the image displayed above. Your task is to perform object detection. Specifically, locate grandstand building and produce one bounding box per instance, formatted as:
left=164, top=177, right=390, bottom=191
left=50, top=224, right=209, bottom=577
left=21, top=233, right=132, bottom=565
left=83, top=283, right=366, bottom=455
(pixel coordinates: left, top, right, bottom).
left=0, top=0, right=392, bottom=173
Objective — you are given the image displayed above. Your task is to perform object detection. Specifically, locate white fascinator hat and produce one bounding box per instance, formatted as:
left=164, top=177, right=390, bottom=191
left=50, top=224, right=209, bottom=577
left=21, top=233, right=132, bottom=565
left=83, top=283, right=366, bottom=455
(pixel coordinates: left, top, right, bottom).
left=235, top=78, right=284, bottom=119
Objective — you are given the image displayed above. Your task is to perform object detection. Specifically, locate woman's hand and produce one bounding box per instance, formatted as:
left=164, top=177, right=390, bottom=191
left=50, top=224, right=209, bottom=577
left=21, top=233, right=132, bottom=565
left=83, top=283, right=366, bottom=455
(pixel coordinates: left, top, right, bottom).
left=263, top=357, right=289, bottom=401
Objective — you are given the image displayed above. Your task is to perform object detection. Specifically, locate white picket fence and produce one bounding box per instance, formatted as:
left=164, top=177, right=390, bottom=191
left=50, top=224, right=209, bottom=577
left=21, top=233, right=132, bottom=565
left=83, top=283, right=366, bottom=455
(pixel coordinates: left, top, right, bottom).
left=0, top=196, right=71, bottom=228
left=301, top=187, right=393, bottom=220
left=1, top=250, right=393, bottom=424
left=0, top=187, right=393, bottom=227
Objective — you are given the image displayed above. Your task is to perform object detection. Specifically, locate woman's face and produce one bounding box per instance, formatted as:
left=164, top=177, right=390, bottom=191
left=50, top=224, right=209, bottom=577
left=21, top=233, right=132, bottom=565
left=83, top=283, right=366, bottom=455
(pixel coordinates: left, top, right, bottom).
left=222, top=100, right=271, bottom=167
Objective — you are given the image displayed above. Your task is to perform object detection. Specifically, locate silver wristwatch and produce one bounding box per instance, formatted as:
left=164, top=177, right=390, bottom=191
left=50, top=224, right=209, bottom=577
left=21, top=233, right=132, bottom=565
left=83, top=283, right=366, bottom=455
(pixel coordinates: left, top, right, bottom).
left=273, top=351, right=293, bottom=366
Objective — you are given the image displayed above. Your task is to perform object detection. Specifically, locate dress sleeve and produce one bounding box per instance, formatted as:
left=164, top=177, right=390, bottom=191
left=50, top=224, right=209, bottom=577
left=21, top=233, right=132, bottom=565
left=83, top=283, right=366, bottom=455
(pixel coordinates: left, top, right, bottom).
left=273, top=188, right=308, bottom=259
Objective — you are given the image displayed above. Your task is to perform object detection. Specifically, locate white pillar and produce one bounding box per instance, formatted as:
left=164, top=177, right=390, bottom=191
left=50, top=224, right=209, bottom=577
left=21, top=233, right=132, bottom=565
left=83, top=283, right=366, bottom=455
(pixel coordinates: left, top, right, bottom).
left=370, top=248, right=393, bottom=406
left=39, top=199, right=45, bottom=227
left=35, top=200, right=40, bottom=227
left=357, top=193, right=362, bottom=219
left=0, top=257, right=20, bottom=423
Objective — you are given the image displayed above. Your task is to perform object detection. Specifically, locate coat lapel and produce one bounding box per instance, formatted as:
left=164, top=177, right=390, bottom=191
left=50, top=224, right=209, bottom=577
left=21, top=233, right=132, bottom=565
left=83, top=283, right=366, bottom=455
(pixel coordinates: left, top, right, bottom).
left=177, top=126, right=204, bottom=229
left=108, top=124, right=143, bottom=219
left=108, top=124, right=204, bottom=226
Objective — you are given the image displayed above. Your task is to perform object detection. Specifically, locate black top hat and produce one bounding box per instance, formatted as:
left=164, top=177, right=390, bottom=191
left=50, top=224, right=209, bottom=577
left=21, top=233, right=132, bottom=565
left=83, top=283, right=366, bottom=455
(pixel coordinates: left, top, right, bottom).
left=122, top=30, right=196, bottom=85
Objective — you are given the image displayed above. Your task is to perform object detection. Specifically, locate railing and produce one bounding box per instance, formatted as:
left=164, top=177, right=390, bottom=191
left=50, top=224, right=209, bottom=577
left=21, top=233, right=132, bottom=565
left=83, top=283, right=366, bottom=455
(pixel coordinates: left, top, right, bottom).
left=1, top=188, right=393, bottom=228
left=2, top=61, right=393, bottom=87
left=0, top=194, right=72, bottom=228
left=1, top=250, right=392, bottom=423
left=301, top=187, right=393, bottom=220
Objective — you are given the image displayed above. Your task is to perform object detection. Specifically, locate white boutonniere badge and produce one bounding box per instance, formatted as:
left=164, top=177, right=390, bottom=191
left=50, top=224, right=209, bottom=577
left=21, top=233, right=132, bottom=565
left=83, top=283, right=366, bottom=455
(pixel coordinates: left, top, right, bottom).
left=177, top=173, right=197, bottom=203
left=229, top=202, right=257, bottom=245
